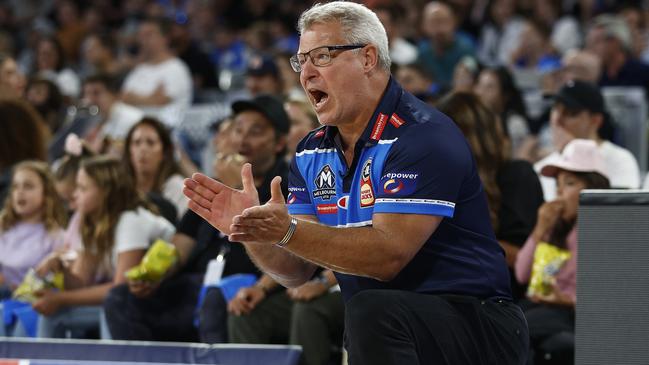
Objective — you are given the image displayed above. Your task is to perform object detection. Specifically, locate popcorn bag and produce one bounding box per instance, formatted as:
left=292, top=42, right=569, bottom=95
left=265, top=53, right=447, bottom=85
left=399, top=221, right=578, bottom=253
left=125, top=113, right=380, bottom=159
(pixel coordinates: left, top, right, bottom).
left=12, top=269, right=65, bottom=302
left=527, top=242, right=571, bottom=297
left=125, top=239, right=178, bottom=282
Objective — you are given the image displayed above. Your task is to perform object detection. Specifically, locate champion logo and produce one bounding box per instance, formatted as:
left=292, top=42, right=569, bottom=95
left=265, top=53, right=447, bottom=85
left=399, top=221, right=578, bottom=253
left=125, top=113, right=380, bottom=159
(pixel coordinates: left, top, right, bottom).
left=382, top=179, right=404, bottom=194
left=389, top=113, right=405, bottom=128
left=337, top=196, right=349, bottom=209
left=370, top=113, right=388, bottom=141
left=287, top=193, right=297, bottom=204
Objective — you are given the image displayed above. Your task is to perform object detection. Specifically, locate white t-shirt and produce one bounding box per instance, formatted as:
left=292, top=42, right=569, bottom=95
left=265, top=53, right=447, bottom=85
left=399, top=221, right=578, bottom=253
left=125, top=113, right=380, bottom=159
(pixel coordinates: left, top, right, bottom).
left=121, top=57, right=192, bottom=127
left=162, top=174, right=189, bottom=220
left=91, top=207, right=175, bottom=281
left=535, top=140, right=641, bottom=201
left=101, top=102, right=144, bottom=140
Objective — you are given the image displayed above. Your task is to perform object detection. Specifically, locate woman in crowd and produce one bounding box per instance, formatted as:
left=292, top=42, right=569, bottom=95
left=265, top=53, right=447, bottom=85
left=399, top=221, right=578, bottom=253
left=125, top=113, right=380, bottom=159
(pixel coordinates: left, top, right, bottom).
left=284, top=97, right=319, bottom=161
left=516, top=139, right=610, bottom=364
left=437, top=92, right=544, bottom=300
left=33, top=156, right=175, bottom=338
left=123, top=117, right=188, bottom=220
left=33, top=36, right=80, bottom=99
left=0, top=53, right=26, bottom=97
left=474, top=66, right=531, bottom=158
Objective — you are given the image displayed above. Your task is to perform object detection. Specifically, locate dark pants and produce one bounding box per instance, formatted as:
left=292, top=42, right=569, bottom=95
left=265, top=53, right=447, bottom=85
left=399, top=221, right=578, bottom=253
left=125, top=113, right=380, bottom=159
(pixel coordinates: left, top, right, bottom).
left=103, top=274, right=202, bottom=342
left=228, top=291, right=292, bottom=344
left=290, top=291, right=345, bottom=365
left=198, top=287, right=229, bottom=343
left=525, top=302, right=575, bottom=365
left=344, top=290, right=529, bottom=365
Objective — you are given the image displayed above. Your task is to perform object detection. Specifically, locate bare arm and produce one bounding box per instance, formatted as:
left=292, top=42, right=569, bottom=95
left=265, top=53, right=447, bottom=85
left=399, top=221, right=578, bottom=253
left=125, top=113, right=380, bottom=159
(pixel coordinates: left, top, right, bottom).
left=230, top=177, right=441, bottom=287
left=121, top=84, right=171, bottom=106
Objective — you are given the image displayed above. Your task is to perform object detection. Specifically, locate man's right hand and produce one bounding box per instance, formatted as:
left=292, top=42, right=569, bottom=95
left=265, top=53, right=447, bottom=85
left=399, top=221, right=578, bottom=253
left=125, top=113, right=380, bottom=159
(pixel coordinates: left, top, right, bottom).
left=227, top=286, right=266, bottom=316
left=183, top=163, right=260, bottom=235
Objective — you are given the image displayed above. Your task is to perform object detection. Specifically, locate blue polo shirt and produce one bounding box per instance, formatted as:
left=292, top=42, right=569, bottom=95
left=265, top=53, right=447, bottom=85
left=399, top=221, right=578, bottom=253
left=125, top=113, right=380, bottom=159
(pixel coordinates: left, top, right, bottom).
left=287, top=78, right=512, bottom=302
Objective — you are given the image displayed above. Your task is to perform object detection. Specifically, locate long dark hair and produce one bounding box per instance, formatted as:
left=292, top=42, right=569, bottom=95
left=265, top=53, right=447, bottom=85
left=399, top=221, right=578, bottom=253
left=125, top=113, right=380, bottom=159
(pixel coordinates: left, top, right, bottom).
left=436, top=92, right=510, bottom=231
left=548, top=171, right=610, bottom=248
left=486, top=66, right=529, bottom=121
left=122, top=117, right=181, bottom=193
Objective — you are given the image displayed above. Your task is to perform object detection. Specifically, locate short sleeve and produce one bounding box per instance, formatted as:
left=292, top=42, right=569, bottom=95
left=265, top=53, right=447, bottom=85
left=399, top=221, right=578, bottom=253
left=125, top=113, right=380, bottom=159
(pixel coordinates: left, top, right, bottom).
left=114, top=208, right=176, bottom=254
left=374, top=123, right=471, bottom=217
left=286, top=156, right=316, bottom=216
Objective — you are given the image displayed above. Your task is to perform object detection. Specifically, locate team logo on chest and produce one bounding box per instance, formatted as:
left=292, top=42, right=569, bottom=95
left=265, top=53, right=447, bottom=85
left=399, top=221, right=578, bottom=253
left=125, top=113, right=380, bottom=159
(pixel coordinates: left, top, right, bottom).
left=313, top=164, right=336, bottom=200
left=359, top=159, right=375, bottom=208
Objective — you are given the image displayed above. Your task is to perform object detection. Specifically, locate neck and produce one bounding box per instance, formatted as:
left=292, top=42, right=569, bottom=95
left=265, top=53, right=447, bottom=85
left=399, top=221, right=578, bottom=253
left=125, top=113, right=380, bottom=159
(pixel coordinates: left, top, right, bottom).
left=606, top=52, right=627, bottom=78
left=21, top=211, right=43, bottom=224
left=136, top=171, right=156, bottom=193
left=337, top=74, right=390, bottom=153
left=148, top=50, right=172, bottom=64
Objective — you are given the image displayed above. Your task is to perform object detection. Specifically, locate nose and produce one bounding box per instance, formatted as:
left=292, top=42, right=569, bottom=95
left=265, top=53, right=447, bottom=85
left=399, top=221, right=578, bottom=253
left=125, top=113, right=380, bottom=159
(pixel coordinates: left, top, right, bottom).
left=299, top=58, right=319, bottom=83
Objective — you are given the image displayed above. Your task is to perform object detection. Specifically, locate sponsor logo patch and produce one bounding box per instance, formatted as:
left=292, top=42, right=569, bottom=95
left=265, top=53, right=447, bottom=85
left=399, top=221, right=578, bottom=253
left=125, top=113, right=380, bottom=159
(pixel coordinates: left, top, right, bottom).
left=370, top=113, right=388, bottom=141
left=380, top=172, right=418, bottom=196
left=389, top=113, right=405, bottom=128
left=359, top=159, right=375, bottom=207
left=313, top=164, right=336, bottom=200
left=317, top=204, right=338, bottom=214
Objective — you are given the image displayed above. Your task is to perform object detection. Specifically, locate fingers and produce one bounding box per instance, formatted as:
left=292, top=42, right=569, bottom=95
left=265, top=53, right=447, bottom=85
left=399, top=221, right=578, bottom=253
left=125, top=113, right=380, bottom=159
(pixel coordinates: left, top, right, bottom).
left=269, top=176, right=284, bottom=203
left=241, top=163, right=256, bottom=195
left=187, top=200, right=212, bottom=222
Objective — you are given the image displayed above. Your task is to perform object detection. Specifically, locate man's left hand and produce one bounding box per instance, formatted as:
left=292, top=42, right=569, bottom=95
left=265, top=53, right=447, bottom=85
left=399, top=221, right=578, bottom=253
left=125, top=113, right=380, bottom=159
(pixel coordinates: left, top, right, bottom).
left=229, top=175, right=290, bottom=244
left=287, top=281, right=328, bottom=302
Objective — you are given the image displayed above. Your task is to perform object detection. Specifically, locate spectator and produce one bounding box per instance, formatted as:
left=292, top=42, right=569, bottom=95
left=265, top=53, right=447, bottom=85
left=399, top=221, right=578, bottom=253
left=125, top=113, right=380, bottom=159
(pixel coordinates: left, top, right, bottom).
left=516, top=139, right=610, bottom=364
left=169, top=20, right=219, bottom=93
left=122, top=118, right=188, bottom=220
left=417, top=1, right=475, bottom=88
left=437, top=92, right=544, bottom=301
left=82, top=73, right=143, bottom=155
left=474, top=66, right=531, bottom=158
left=451, top=55, right=481, bottom=93
left=285, top=97, right=319, bottom=161
left=535, top=81, right=640, bottom=201
left=33, top=156, right=175, bottom=338
left=533, top=0, right=581, bottom=55
left=0, top=161, right=67, bottom=298
left=0, top=53, right=26, bottom=97
left=274, top=50, right=305, bottom=100
left=80, top=33, right=124, bottom=81
left=394, top=63, right=442, bottom=104
left=55, top=0, right=86, bottom=66
left=121, top=17, right=192, bottom=128
left=25, top=77, right=64, bottom=136
left=33, top=36, right=80, bottom=98
left=561, top=49, right=602, bottom=84
left=245, top=54, right=284, bottom=98
left=477, top=0, right=526, bottom=67
left=0, top=98, right=48, bottom=205
left=228, top=269, right=344, bottom=365
left=509, top=18, right=560, bottom=71
left=586, top=14, right=649, bottom=94
left=373, top=4, right=418, bottom=66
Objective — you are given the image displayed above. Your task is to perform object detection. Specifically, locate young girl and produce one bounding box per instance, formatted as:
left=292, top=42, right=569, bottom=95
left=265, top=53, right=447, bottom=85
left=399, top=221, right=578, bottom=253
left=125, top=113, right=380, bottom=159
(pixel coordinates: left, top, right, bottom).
left=33, top=156, right=175, bottom=338
left=0, top=161, right=67, bottom=297
left=515, top=139, right=610, bottom=363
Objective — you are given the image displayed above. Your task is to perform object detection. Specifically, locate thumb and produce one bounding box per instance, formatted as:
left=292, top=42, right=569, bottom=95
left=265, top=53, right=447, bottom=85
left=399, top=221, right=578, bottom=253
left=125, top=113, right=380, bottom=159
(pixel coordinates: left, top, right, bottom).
left=241, top=163, right=256, bottom=194
left=269, top=176, right=285, bottom=203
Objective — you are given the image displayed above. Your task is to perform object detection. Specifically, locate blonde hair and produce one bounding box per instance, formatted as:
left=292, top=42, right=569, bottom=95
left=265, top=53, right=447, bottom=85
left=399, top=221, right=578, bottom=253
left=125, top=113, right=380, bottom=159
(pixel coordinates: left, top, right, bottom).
left=0, top=160, right=68, bottom=232
left=79, top=156, right=152, bottom=261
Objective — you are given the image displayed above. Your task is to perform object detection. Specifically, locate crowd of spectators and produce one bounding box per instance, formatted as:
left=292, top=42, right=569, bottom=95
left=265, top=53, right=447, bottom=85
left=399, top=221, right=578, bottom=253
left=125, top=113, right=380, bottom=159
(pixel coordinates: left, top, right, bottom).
left=1, top=1, right=649, bottom=364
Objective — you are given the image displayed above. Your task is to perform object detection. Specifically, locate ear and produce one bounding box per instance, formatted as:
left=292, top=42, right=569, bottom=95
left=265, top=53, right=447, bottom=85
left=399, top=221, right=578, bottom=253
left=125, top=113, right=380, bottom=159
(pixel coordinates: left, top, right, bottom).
left=591, top=113, right=604, bottom=130
left=361, top=44, right=380, bottom=73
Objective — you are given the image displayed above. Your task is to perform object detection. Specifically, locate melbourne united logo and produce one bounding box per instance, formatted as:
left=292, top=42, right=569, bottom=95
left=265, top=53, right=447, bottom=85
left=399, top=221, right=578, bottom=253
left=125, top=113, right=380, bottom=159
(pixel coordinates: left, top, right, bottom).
left=313, top=164, right=336, bottom=200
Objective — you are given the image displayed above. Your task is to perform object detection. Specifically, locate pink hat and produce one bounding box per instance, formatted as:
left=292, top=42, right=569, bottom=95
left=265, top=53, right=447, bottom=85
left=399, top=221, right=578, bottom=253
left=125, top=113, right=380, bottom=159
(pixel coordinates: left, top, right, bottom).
left=541, top=139, right=609, bottom=179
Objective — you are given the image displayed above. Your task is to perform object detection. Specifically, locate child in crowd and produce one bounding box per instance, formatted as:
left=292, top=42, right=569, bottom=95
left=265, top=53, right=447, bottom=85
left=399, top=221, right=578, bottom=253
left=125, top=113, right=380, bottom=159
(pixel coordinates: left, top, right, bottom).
left=0, top=161, right=67, bottom=336
left=515, top=139, right=610, bottom=363
left=0, top=161, right=67, bottom=297
left=33, top=156, right=175, bottom=338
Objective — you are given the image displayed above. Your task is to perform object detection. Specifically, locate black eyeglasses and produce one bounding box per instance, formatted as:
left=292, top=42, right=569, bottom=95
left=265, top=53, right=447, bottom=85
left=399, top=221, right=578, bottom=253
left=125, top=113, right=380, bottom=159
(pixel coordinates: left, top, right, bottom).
left=289, top=44, right=367, bottom=72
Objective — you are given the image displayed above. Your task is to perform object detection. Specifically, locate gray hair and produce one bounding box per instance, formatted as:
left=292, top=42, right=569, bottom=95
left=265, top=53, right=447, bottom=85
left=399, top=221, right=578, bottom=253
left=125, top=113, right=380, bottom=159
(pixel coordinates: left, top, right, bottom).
left=297, top=2, right=391, bottom=72
left=591, top=14, right=632, bottom=52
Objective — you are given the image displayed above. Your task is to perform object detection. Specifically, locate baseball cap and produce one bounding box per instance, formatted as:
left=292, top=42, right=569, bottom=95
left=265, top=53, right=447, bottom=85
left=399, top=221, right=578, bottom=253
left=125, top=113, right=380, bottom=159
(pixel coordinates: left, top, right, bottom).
left=246, top=55, right=280, bottom=78
left=540, top=139, right=609, bottom=179
left=554, top=80, right=605, bottom=114
left=232, top=94, right=290, bottom=135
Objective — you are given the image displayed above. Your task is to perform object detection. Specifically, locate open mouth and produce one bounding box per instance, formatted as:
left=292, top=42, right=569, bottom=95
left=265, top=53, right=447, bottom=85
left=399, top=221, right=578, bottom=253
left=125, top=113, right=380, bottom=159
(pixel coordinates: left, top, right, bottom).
left=309, top=89, right=329, bottom=109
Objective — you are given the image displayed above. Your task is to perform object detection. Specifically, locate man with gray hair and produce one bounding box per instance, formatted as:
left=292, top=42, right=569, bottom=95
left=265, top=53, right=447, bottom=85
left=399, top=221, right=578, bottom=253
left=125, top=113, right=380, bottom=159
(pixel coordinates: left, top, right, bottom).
left=586, top=14, right=649, bottom=94
left=184, top=2, right=528, bottom=364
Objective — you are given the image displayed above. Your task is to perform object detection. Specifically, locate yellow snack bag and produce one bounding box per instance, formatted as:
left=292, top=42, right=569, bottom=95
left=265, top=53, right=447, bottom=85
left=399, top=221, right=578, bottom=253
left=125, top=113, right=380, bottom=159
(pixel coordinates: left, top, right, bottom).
left=13, top=269, right=65, bottom=302
left=527, top=242, right=571, bottom=297
left=125, top=239, right=178, bottom=282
